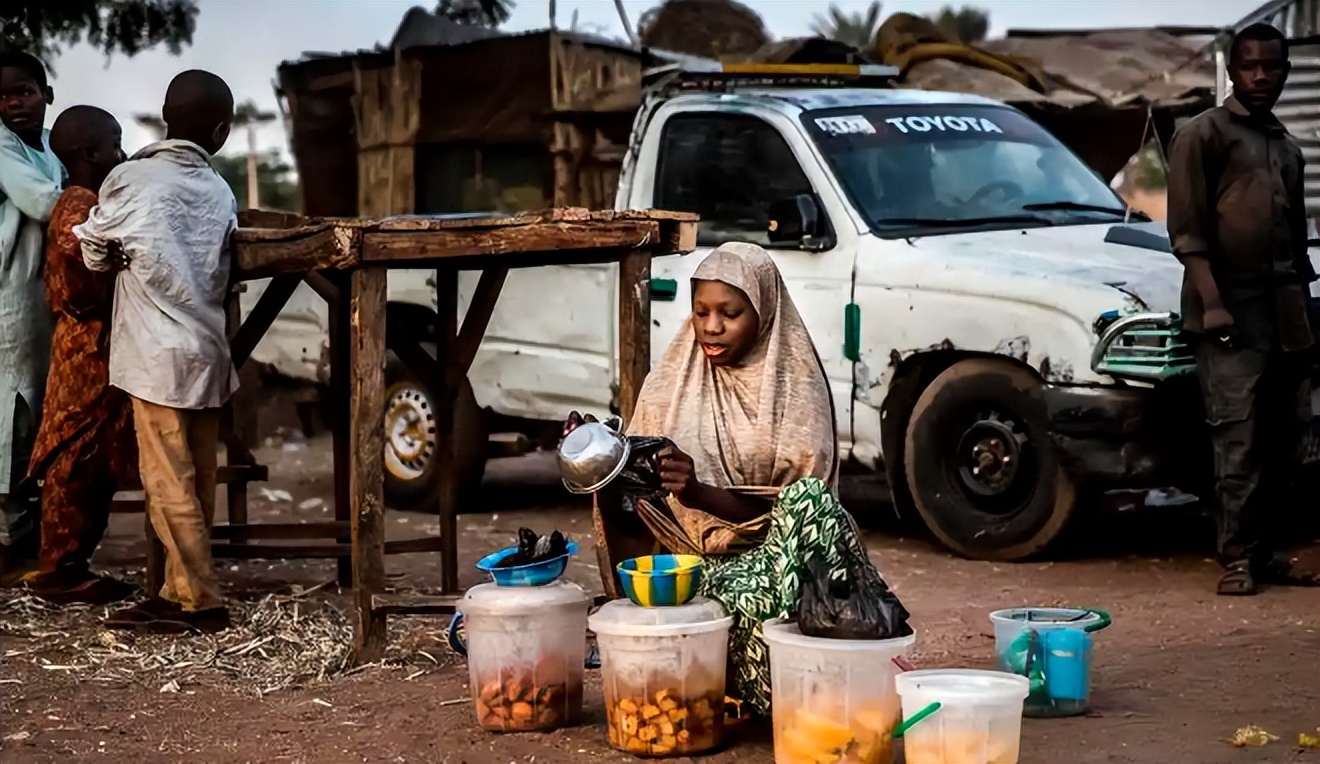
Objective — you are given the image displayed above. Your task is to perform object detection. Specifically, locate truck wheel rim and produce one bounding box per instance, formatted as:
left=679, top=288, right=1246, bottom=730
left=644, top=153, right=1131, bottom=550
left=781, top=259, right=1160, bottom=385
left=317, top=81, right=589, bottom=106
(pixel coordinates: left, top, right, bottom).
left=385, top=384, right=436, bottom=481
left=955, top=411, right=1029, bottom=503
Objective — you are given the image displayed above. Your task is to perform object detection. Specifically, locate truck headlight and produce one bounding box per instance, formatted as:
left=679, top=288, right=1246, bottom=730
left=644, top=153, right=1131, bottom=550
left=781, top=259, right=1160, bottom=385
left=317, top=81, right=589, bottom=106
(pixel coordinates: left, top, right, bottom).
left=1091, top=311, right=1197, bottom=381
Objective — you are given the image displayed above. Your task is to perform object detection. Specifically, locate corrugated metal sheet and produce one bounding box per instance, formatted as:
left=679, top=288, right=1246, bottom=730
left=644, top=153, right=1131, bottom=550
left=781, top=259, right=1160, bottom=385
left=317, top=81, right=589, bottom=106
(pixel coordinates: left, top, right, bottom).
left=1279, top=39, right=1320, bottom=217
left=1233, top=0, right=1319, bottom=37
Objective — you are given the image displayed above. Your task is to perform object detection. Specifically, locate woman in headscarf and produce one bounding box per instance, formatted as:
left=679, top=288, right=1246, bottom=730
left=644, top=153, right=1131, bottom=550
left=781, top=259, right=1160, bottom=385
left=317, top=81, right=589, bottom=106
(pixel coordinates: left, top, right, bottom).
left=580, top=242, right=901, bottom=716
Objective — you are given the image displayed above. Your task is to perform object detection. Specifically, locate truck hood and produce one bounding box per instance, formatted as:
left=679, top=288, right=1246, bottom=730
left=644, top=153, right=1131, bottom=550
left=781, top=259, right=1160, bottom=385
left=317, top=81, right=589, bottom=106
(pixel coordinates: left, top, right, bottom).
left=907, top=222, right=1183, bottom=312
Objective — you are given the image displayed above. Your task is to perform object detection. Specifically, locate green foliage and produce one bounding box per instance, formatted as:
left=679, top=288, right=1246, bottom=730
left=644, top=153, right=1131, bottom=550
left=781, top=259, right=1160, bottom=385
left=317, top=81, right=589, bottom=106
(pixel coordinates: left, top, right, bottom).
left=434, top=0, right=515, bottom=27
left=212, top=152, right=301, bottom=212
left=930, top=5, right=990, bottom=43
left=809, top=2, right=882, bottom=50
left=0, top=0, right=198, bottom=62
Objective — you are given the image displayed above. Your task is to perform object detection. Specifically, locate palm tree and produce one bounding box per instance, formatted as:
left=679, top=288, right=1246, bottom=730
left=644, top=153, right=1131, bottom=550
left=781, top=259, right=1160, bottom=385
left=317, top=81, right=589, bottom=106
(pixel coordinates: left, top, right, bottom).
left=233, top=100, right=276, bottom=209
left=810, top=2, right=882, bottom=50
left=930, top=5, right=990, bottom=43
left=435, top=0, right=515, bottom=27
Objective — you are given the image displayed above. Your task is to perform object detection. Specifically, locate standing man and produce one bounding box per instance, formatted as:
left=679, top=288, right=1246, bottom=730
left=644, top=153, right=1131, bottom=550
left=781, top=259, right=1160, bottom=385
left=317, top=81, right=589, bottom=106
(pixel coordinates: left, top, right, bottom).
left=1167, top=23, right=1316, bottom=596
left=0, top=51, right=63, bottom=581
left=76, top=70, right=239, bottom=632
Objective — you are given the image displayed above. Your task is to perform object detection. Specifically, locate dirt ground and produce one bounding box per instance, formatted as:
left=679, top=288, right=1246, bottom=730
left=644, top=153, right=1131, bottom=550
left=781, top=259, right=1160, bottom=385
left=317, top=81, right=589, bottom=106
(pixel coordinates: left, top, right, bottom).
left=2, top=429, right=1318, bottom=764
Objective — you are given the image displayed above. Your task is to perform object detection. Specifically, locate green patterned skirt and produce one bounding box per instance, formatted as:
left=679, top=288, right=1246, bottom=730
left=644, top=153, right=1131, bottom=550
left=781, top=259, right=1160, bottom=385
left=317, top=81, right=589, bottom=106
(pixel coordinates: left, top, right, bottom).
left=700, top=477, right=875, bottom=716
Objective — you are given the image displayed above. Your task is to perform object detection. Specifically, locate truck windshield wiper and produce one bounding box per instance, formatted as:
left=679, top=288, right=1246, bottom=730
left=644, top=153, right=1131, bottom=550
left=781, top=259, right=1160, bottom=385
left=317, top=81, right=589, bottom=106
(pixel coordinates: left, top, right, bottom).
left=1021, top=201, right=1149, bottom=221
left=874, top=215, right=1053, bottom=228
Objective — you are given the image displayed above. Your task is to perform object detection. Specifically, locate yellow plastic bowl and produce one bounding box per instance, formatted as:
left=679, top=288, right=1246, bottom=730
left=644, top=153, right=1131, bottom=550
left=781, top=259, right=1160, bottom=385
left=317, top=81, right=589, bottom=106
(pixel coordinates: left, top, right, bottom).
left=616, top=554, right=704, bottom=607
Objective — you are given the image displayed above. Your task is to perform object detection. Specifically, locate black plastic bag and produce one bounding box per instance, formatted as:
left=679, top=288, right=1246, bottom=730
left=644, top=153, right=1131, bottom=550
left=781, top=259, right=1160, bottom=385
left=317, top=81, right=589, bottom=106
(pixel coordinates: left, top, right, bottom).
left=797, top=546, right=913, bottom=640
left=496, top=527, right=569, bottom=568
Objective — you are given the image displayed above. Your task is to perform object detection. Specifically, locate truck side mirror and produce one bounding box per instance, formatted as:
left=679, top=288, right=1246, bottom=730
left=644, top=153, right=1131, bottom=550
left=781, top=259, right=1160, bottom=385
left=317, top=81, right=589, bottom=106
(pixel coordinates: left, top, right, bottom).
left=767, top=194, right=831, bottom=252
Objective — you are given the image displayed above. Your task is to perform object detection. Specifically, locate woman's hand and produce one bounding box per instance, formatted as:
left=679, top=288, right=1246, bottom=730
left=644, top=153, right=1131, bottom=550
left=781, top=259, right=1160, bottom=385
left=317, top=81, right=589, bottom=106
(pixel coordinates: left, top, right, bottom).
left=559, top=411, right=622, bottom=440
left=657, top=447, right=700, bottom=503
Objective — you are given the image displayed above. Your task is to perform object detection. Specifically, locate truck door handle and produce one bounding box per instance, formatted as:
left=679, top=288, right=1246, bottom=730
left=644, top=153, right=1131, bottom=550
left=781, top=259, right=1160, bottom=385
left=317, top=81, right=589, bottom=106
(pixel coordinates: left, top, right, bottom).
left=649, top=278, right=678, bottom=302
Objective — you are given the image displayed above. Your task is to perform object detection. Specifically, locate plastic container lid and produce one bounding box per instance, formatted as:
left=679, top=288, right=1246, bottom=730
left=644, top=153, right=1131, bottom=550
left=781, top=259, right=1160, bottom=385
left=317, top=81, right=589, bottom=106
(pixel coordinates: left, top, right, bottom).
left=762, top=618, right=917, bottom=651
left=895, top=669, right=1030, bottom=704
left=461, top=579, right=589, bottom=617
left=589, top=596, right=732, bottom=637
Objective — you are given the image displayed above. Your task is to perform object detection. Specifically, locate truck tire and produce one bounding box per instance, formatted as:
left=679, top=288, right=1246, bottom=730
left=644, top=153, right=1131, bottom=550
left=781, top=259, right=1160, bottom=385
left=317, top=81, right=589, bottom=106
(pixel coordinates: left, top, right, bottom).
left=383, top=356, right=488, bottom=512
left=903, top=358, right=1077, bottom=561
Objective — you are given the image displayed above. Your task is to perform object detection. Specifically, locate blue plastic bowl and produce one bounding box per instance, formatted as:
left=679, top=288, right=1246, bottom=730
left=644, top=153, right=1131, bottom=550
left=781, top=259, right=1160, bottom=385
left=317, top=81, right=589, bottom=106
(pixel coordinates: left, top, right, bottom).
left=616, top=554, right=704, bottom=607
left=476, top=540, right=579, bottom=586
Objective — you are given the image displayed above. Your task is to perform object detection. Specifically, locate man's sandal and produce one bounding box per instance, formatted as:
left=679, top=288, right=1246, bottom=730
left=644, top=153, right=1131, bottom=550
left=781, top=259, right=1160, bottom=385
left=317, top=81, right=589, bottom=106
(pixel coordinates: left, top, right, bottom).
left=1257, top=553, right=1320, bottom=587
left=1218, top=561, right=1257, bottom=596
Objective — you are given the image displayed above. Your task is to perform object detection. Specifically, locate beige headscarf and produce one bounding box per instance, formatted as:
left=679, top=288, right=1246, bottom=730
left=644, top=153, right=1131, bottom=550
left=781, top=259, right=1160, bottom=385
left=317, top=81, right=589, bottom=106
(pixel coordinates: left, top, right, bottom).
left=626, top=242, right=838, bottom=555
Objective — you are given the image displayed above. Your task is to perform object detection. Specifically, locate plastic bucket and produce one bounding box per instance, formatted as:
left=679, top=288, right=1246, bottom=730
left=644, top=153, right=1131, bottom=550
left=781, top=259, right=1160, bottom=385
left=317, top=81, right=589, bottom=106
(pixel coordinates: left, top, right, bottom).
left=989, top=607, right=1110, bottom=717
left=589, top=598, right=733, bottom=757
left=762, top=619, right=916, bottom=764
left=894, top=669, right=1030, bottom=764
left=461, top=581, right=590, bottom=732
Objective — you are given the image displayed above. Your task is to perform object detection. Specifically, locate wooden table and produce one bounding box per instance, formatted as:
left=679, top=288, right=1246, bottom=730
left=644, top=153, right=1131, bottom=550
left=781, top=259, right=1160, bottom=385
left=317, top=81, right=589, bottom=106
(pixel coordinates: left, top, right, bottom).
left=221, top=208, right=696, bottom=662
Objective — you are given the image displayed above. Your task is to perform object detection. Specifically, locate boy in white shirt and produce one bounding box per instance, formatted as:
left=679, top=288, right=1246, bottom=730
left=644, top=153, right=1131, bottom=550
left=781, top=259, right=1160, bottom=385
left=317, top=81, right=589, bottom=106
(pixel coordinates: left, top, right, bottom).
left=76, top=70, right=238, bottom=633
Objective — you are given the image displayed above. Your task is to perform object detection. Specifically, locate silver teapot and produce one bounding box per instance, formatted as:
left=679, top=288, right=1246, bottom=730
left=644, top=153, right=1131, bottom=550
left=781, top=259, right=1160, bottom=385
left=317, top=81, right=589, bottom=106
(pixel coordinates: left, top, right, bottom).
left=557, top=421, right=631, bottom=494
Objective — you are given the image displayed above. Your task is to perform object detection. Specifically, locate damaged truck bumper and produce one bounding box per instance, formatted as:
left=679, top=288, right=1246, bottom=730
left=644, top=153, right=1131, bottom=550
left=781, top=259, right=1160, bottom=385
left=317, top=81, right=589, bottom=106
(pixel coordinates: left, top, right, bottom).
left=1042, top=380, right=1207, bottom=489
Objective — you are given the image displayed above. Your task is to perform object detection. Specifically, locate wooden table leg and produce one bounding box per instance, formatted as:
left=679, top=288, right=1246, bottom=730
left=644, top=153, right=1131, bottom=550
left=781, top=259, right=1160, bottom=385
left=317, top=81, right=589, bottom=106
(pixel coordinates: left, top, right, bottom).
left=434, top=267, right=460, bottom=595
left=617, top=250, right=652, bottom=424
left=349, top=266, right=388, bottom=664
left=329, top=272, right=352, bottom=588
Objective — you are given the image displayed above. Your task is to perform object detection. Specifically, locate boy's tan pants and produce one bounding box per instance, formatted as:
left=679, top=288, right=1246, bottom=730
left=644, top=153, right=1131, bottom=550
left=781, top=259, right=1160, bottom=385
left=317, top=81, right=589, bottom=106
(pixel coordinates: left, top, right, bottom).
left=131, top=398, right=222, bottom=611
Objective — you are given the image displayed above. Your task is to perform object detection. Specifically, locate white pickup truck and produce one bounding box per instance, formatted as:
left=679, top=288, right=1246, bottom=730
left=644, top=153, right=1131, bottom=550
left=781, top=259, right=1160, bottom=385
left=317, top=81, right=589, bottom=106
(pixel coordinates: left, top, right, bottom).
left=246, top=64, right=1318, bottom=561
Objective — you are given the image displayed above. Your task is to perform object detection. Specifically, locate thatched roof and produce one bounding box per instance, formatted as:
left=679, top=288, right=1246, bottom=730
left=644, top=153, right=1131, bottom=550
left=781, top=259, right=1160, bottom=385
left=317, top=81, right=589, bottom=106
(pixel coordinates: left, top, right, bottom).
left=637, top=0, right=770, bottom=60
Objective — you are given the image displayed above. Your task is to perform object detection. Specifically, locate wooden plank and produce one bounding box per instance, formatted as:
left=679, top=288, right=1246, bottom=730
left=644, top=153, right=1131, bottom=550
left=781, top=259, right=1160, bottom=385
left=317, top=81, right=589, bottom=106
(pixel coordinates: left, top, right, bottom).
left=303, top=271, right=340, bottom=304
left=659, top=217, right=698, bottom=254
left=216, top=464, right=268, bottom=483
left=211, top=522, right=349, bottom=541
left=454, top=267, right=507, bottom=372
left=110, top=499, right=143, bottom=514
left=212, top=543, right=350, bottom=559
left=387, top=335, right=439, bottom=384
left=383, top=536, right=448, bottom=555
left=231, top=274, right=303, bottom=367
left=349, top=266, right=389, bottom=664
left=237, top=210, right=308, bottom=229
left=434, top=267, right=461, bottom=595
left=617, top=250, right=651, bottom=424
left=232, top=225, right=356, bottom=281
left=233, top=212, right=698, bottom=279
left=360, top=220, right=661, bottom=263
left=371, top=592, right=461, bottom=616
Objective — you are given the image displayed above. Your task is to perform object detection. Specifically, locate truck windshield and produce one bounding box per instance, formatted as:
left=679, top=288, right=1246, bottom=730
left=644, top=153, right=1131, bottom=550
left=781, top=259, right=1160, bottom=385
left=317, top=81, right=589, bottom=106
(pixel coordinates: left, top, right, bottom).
left=803, top=105, right=1130, bottom=236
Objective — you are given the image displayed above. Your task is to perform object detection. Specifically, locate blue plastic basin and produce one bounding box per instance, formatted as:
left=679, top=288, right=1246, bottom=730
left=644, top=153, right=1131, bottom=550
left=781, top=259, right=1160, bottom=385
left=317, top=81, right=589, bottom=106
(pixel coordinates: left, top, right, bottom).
left=476, top=540, right=579, bottom=587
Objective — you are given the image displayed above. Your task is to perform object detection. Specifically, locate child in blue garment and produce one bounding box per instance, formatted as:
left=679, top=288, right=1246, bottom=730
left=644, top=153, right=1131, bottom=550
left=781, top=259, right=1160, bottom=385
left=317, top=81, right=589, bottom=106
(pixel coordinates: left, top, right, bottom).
left=0, top=51, right=64, bottom=582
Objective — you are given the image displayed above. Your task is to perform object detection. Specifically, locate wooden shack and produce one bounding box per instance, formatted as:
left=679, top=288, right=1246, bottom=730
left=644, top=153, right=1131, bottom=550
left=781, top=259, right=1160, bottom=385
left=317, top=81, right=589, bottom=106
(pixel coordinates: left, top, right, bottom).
left=276, top=29, right=645, bottom=219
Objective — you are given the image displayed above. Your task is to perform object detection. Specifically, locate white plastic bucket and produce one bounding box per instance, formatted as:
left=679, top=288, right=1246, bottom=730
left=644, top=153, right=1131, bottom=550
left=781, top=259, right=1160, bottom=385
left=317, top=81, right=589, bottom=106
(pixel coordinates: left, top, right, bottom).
left=589, top=597, right=733, bottom=757
left=894, top=669, right=1030, bottom=764
left=763, top=619, right=916, bottom=764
